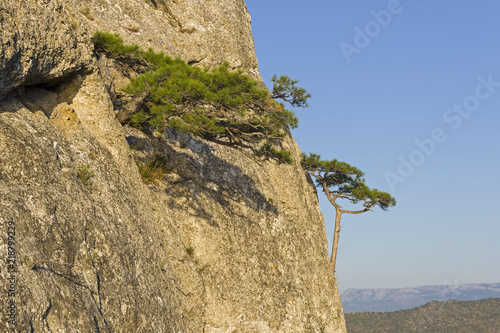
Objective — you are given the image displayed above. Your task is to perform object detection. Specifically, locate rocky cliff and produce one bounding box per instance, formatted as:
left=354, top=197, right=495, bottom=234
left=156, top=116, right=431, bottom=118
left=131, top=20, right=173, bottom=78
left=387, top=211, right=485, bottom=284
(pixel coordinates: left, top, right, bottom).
left=0, top=0, right=346, bottom=332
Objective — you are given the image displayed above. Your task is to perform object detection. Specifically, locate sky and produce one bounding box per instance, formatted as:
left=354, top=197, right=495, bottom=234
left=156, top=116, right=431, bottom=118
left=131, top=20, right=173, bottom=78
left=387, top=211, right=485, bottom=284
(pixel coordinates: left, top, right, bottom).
left=246, top=0, right=500, bottom=292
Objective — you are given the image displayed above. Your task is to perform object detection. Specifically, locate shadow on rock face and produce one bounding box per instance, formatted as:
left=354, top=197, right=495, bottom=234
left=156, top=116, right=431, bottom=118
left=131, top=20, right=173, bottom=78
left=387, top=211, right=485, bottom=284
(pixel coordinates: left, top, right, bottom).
left=125, top=126, right=278, bottom=223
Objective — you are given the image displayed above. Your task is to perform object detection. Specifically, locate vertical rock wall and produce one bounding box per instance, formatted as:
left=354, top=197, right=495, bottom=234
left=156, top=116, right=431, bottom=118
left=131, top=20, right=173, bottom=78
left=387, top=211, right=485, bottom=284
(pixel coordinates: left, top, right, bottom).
left=0, top=0, right=346, bottom=331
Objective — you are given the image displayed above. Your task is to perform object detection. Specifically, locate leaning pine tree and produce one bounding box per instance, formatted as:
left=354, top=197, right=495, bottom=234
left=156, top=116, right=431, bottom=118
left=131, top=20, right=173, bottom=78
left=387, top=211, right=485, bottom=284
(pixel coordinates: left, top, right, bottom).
left=301, top=153, right=396, bottom=272
left=93, top=31, right=312, bottom=164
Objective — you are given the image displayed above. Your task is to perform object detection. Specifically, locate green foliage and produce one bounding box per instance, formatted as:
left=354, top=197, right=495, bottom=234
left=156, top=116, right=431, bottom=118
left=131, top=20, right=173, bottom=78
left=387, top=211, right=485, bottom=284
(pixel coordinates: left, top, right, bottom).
left=136, top=155, right=170, bottom=184
left=260, top=141, right=293, bottom=165
left=185, top=246, right=194, bottom=256
left=198, top=262, right=210, bottom=272
left=93, top=31, right=310, bottom=164
left=302, top=153, right=396, bottom=210
left=129, top=110, right=150, bottom=129
left=302, top=153, right=364, bottom=183
left=79, top=8, right=94, bottom=21
left=122, top=58, right=272, bottom=136
left=93, top=31, right=141, bottom=58
left=77, top=165, right=93, bottom=191
left=180, top=27, right=197, bottom=33
left=302, top=153, right=395, bottom=271
left=271, top=74, right=311, bottom=108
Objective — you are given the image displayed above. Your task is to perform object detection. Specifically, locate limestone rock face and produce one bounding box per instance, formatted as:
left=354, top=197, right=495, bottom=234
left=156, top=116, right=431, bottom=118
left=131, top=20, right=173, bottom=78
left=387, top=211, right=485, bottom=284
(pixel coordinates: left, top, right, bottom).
left=65, top=0, right=261, bottom=79
left=0, top=100, right=187, bottom=332
left=0, top=0, right=94, bottom=100
left=0, top=1, right=346, bottom=332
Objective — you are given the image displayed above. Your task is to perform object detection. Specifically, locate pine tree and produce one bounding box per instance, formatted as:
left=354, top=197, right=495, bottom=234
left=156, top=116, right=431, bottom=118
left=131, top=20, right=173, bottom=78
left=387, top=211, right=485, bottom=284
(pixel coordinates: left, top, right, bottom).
left=302, top=153, right=396, bottom=272
left=93, top=31, right=311, bottom=164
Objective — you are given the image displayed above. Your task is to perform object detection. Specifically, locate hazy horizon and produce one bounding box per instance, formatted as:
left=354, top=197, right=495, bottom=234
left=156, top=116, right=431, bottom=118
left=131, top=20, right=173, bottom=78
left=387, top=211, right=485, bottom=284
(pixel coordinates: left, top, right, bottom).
left=341, top=281, right=500, bottom=292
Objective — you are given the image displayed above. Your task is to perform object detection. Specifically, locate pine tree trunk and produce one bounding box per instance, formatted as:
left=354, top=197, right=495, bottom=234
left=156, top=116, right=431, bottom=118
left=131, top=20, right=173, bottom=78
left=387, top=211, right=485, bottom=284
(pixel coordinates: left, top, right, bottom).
left=330, top=208, right=342, bottom=273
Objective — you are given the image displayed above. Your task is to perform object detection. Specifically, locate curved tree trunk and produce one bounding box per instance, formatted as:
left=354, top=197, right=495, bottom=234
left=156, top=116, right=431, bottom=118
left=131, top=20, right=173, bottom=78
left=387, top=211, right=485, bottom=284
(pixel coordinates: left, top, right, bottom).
left=330, top=208, right=342, bottom=272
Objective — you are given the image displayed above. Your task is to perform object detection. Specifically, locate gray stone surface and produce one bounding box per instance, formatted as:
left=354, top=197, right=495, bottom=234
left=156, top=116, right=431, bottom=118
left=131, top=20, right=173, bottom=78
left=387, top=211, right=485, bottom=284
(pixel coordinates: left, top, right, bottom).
left=0, top=0, right=346, bottom=331
left=66, top=0, right=261, bottom=79
left=0, top=0, right=94, bottom=100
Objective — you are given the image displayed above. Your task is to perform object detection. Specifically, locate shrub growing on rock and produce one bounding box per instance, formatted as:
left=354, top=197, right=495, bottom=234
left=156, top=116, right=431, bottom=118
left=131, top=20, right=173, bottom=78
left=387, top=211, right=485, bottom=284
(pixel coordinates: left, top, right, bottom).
left=93, top=31, right=310, bottom=164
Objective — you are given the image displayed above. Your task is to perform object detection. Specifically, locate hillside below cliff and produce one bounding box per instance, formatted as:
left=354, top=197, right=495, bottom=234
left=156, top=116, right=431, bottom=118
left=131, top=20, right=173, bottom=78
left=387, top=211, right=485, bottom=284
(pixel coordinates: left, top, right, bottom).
left=342, top=282, right=500, bottom=313
left=0, top=0, right=346, bottom=332
left=345, top=298, right=500, bottom=333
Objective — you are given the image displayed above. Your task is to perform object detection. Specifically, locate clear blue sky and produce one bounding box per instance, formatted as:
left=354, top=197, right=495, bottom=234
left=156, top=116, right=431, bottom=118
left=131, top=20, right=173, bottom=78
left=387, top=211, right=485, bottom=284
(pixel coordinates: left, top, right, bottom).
left=246, top=0, right=500, bottom=292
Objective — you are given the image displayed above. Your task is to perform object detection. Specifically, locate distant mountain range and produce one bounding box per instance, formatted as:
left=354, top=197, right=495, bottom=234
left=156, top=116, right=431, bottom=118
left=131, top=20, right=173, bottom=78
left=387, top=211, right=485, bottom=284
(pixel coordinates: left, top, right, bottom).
left=341, top=282, right=500, bottom=313
left=345, top=298, right=500, bottom=333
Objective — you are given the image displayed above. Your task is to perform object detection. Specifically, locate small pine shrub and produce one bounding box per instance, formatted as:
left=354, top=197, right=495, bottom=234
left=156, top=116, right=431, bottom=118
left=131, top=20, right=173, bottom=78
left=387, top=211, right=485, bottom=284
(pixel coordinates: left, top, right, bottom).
left=93, top=31, right=142, bottom=58
left=136, top=155, right=170, bottom=184
left=260, top=141, right=293, bottom=165
left=185, top=246, right=194, bottom=255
